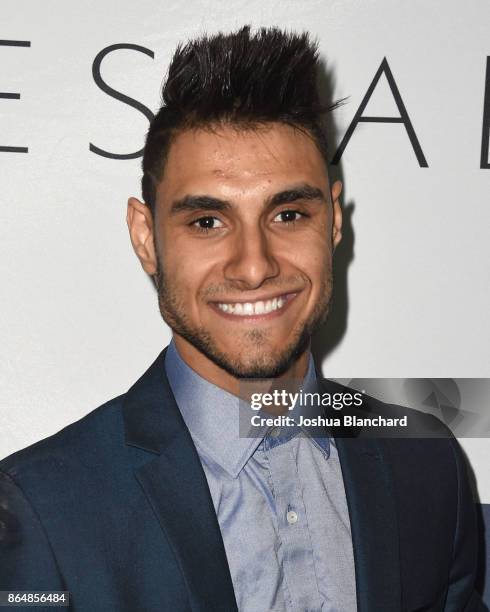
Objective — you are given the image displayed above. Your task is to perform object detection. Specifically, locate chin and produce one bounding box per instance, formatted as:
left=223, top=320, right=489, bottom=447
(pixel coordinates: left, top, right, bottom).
left=213, top=334, right=309, bottom=379
left=219, top=358, right=293, bottom=380
left=220, top=337, right=290, bottom=363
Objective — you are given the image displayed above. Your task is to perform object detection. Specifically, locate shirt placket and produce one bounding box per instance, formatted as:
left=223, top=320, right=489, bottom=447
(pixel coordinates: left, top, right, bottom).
left=265, top=436, right=324, bottom=612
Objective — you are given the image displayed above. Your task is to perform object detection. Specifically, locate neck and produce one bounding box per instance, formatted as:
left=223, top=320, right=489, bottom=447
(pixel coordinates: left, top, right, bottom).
left=172, top=334, right=311, bottom=397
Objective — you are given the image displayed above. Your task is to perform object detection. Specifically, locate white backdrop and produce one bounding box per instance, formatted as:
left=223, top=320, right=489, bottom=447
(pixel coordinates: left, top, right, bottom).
left=1, top=0, right=489, bottom=513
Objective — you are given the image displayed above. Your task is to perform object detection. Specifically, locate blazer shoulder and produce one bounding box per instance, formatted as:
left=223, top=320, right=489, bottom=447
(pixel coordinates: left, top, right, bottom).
left=325, top=377, right=464, bottom=471
left=0, top=393, right=126, bottom=484
left=323, top=376, right=455, bottom=440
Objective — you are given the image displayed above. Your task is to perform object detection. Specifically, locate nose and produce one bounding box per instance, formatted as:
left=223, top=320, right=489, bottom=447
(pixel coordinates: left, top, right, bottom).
left=223, top=225, right=280, bottom=290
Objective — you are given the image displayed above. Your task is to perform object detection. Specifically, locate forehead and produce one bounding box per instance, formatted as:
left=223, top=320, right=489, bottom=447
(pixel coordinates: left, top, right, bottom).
left=155, top=123, right=328, bottom=205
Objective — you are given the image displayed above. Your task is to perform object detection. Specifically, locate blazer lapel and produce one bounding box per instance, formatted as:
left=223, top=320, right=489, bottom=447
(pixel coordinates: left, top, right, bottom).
left=317, top=377, right=402, bottom=612
left=122, top=349, right=238, bottom=612
left=336, top=436, right=402, bottom=612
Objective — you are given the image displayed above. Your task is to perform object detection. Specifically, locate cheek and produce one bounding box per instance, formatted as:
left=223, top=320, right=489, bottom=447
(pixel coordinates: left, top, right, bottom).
left=160, top=231, right=203, bottom=279
left=163, top=242, right=219, bottom=302
left=164, top=228, right=232, bottom=278
left=288, top=233, right=331, bottom=281
left=169, top=260, right=206, bottom=291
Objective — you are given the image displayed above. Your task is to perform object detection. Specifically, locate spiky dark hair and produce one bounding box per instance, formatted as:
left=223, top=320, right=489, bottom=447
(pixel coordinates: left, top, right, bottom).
left=142, top=25, right=338, bottom=212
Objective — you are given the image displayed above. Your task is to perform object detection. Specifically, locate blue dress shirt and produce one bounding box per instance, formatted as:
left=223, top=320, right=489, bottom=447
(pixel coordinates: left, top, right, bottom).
left=165, top=340, right=357, bottom=612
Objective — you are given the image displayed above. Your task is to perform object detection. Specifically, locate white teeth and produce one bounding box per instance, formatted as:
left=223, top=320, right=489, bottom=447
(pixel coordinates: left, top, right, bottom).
left=254, top=301, right=265, bottom=315
left=217, top=296, right=289, bottom=316
left=243, top=302, right=254, bottom=315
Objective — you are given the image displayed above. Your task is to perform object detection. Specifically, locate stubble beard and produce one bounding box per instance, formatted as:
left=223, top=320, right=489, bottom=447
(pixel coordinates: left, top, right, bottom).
left=154, top=255, right=333, bottom=379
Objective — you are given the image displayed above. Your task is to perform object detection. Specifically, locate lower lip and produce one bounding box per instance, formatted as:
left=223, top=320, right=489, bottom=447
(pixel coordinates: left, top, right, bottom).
left=209, top=292, right=300, bottom=322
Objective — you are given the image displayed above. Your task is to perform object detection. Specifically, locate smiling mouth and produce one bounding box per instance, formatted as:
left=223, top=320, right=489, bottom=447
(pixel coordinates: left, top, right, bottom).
left=209, top=292, right=300, bottom=319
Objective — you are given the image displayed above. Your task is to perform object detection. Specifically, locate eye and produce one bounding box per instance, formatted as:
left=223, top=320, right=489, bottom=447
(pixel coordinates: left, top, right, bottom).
left=190, top=216, right=224, bottom=233
left=272, top=210, right=307, bottom=224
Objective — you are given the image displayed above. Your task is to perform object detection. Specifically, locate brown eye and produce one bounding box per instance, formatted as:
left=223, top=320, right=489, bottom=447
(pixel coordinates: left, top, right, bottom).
left=273, top=210, right=304, bottom=224
left=191, top=216, right=224, bottom=232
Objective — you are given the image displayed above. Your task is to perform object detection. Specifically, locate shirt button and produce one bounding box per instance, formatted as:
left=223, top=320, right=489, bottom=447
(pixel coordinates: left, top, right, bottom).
left=286, top=510, right=298, bottom=524
left=269, top=427, right=281, bottom=438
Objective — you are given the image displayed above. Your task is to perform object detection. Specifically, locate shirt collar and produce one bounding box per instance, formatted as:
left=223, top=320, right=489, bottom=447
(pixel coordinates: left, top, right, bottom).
left=164, top=339, right=329, bottom=478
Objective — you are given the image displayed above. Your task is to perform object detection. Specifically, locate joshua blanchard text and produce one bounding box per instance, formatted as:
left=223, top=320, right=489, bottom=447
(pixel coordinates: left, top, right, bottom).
left=250, top=414, right=409, bottom=428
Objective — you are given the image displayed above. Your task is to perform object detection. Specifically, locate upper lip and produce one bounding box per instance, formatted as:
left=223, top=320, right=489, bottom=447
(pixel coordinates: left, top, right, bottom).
left=208, top=290, right=302, bottom=304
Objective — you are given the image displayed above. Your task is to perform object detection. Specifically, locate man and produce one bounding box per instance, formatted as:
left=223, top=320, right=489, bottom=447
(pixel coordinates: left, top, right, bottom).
left=0, top=26, right=485, bottom=612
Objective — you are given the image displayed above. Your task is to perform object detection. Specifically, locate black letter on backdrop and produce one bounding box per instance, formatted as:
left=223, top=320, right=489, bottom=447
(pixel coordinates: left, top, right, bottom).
left=480, top=57, right=490, bottom=169
left=332, top=57, right=428, bottom=167
left=91, top=43, right=155, bottom=160
left=0, top=39, right=30, bottom=153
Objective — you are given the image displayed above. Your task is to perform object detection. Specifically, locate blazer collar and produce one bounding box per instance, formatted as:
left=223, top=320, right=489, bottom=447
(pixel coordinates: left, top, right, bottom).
left=123, top=347, right=238, bottom=611
left=123, top=349, right=401, bottom=612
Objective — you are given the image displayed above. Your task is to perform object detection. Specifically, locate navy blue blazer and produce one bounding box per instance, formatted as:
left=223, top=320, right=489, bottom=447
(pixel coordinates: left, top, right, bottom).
left=0, top=348, right=486, bottom=611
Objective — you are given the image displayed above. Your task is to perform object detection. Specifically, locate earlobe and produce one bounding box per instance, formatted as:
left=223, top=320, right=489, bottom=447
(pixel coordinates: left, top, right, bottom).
left=126, top=197, right=158, bottom=275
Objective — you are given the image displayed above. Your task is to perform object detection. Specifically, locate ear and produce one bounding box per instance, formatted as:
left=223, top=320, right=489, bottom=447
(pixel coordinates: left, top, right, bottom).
left=126, top=197, right=157, bottom=275
left=330, top=180, right=343, bottom=250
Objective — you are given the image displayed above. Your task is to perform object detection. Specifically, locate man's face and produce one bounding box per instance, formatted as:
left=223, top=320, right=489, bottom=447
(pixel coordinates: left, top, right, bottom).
left=129, top=123, right=342, bottom=379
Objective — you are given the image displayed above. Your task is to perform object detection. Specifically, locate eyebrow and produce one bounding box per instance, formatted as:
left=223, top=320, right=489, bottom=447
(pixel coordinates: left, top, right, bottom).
left=168, top=183, right=327, bottom=216
left=266, top=184, right=327, bottom=209
left=169, top=195, right=232, bottom=215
